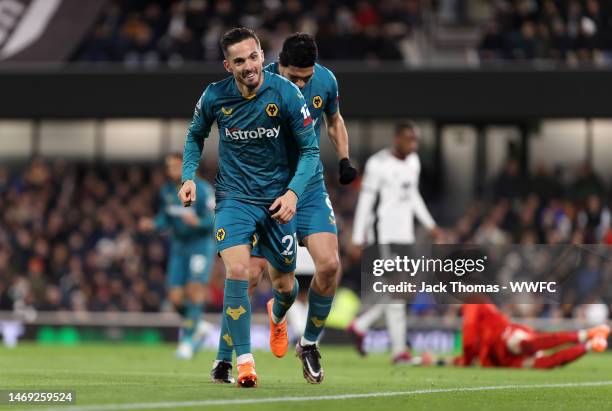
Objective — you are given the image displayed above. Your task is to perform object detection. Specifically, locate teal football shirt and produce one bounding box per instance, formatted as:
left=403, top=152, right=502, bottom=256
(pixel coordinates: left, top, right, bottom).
left=154, top=177, right=215, bottom=249
left=265, top=62, right=339, bottom=189
left=182, top=70, right=319, bottom=205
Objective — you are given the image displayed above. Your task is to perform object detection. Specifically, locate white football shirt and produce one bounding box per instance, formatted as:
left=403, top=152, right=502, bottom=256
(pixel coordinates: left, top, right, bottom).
left=352, top=148, right=435, bottom=245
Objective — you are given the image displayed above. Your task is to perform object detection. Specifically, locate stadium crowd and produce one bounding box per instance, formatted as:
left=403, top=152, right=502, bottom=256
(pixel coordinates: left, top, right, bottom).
left=479, top=0, right=612, bottom=64
left=0, top=157, right=611, bottom=319
left=75, top=0, right=424, bottom=66
left=73, top=0, right=612, bottom=67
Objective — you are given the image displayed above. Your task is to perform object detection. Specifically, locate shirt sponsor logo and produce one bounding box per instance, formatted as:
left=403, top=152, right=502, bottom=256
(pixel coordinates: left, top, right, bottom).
left=224, top=126, right=280, bottom=140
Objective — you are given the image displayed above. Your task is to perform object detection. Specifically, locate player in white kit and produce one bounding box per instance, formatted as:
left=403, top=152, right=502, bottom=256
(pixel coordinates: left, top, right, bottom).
left=348, top=120, right=443, bottom=364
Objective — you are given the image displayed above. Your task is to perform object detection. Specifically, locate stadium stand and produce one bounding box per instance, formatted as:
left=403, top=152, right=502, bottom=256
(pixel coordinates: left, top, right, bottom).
left=1, top=158, right=610, bottom=320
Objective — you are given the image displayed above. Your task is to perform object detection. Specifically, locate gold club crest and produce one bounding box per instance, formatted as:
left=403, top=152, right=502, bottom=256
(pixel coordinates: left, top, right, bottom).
left=265, top=103, right=279, bottom=117
left=226, top=305, right=246, bottom=320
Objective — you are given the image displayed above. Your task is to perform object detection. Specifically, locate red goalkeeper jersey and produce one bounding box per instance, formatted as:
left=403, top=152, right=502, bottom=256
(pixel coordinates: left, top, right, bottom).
left=458, top=304, right=511, bottom=367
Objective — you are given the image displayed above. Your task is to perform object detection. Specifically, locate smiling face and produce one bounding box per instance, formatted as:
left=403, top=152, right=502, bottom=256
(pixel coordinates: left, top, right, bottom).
left=278, top=64, right=314, bottom=89
left=223, top=37, right=264, bottom=92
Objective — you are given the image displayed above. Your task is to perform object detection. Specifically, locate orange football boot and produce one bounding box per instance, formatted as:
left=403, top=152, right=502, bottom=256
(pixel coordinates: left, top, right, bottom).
left=587, top=324, right=610, bottom=340
left=591, top=336, right=608, bottom=353
left=236, top=361, right=257, bottom=388
left=267, top=298, right=288, bottom=358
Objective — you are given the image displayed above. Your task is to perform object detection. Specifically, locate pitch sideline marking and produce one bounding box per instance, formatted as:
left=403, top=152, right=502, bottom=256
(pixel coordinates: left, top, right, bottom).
left=28, top=380, right=612, bottom=411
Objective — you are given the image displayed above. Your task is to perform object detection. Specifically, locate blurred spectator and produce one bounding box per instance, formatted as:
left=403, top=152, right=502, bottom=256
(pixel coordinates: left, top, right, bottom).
left=74, top=0, right=424, bottom=66
left=479, top=0, right=612, bottom=65
left=492, top=158, right=523, bottom=200
left=571, top=163, right=606, bottom=201
left=1, top=155, right=611, bottom=320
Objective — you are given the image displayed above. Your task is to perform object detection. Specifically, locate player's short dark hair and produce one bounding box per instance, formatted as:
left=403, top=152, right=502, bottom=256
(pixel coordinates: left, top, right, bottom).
left=279, top=33, right=318, bottom=68
left=395, top=120, right=419, bottom=137
left=220, top=27, right=261, bottom=58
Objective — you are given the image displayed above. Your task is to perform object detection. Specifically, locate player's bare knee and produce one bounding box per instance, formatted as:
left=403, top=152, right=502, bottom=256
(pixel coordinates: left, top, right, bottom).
left=313, top=254, right=339, bottom=294
left=315, top=253, right=340, bottom=279
left=271, top=273, right=295, bottom=293
left=225, top=261, right=250, bottom=280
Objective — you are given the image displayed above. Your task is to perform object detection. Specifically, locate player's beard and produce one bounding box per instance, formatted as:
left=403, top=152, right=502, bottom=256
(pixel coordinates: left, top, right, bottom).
left=239, top=68, right=261, bottom=91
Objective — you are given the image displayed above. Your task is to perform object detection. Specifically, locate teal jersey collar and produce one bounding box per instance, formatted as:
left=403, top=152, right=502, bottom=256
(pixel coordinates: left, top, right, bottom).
left=230, top=70, right=269, bottom=99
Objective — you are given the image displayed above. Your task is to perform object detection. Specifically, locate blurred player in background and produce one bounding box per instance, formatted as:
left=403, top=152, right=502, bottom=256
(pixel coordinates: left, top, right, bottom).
left=213, top=32, right=357, bottom=385
left=179, top=28, right=319, bottom=388
left=348, top=120, right=443, bottom=364
left=139, top=153, right=215, bottom=360
left=440, top=304, right=610, bottom=369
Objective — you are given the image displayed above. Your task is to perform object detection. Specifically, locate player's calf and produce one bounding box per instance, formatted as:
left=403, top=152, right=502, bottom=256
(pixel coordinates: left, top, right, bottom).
left=267, top=273, right=299, bottom=357
left=219, top=250, right=255, bottom=387
left=248, top=256, right=266, bottom=296
left=525, top=344, right=588, bottom=369
left=301, top=233, right=339, bottom=348
left=267, top=298, right=289, bottom=358
left=301, top=289, right=334, bottom=347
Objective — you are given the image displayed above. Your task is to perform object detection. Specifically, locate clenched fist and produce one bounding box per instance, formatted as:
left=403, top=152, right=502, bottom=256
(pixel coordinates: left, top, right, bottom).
left=269, top=190, right=298, bottom=224
left=178, top=180, right=196, bottom=207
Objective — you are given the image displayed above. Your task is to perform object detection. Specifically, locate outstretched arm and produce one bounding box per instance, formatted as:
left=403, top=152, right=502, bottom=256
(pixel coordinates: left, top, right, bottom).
left=179, top=87, right=214, bottom=206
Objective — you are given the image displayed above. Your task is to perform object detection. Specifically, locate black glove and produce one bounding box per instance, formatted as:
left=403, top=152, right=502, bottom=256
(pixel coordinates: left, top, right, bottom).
left=338, top=157, right=357, bottom=185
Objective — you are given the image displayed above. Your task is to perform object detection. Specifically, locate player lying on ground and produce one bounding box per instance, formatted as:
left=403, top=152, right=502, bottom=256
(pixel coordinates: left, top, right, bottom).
left=211, top=32, right=357, bottom=386
left=139, top=153, right=215, bottom=360
left=421, top=304, right=610, bottom=369
left=179, top=27, right=319, bottom=388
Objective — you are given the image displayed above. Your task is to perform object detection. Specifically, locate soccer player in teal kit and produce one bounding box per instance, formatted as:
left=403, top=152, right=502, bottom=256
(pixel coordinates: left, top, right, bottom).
left=213, top=33, right=357, bottom=385
left=139, top=153, right=215, bottom=360
left=178, top=28, right=319, bottom=388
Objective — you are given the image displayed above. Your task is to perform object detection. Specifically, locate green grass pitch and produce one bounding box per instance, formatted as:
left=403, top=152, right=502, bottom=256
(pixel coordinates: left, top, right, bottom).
left=1, top=343, right=611, bottom=411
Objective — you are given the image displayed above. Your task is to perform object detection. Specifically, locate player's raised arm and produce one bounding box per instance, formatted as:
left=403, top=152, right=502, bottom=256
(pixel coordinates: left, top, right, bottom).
left=323, top=70, right=357, bottom=185
left=179, top=87, right=214, bottom=207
